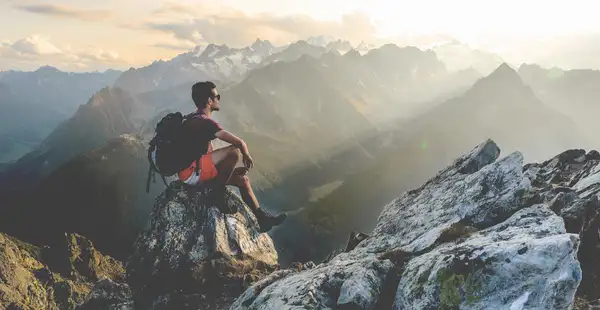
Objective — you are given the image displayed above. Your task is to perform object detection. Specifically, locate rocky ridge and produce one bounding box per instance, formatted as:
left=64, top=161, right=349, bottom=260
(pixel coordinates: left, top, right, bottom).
left=0, top=232, right=124, bottom=310
left=232, top=139, right=599, bottom=309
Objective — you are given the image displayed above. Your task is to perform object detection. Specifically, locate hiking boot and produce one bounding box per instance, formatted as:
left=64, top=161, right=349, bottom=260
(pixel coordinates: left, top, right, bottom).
left=254, top=208, right=287, bottom=232
left=207, top=185, right=237, bottom=214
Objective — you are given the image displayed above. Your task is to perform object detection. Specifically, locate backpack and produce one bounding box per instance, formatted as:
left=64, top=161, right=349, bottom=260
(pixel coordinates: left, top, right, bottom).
left=145, top=111, right=200, bottom=192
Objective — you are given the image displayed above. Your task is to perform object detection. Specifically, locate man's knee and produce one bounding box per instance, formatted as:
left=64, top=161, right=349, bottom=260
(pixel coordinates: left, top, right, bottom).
left=226, top=146, right=241, bottom=161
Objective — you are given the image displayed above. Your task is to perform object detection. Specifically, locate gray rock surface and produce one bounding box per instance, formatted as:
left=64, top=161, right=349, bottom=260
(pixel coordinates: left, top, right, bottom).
left=395, top=205, right=580, bottom=309
left=523, top=148, right=600, bottom=302
left=76, top=279, right=134, bottom=310
left=231, top=139, right=585, bottom=310
left=126, top=182, right=279, bottom=309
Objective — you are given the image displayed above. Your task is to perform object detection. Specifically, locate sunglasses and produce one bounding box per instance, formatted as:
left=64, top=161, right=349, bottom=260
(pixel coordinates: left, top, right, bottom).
left=212, top=94, right=221, bottom=100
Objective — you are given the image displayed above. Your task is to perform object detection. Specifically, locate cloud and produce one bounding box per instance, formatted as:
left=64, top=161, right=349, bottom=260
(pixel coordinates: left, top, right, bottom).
left=15, top=4, right=112, bottom=21
left=144, top=3, right=377, bottom=47
left=8, top=35, right=62, bottom=55
left=0, top=35, right=126, bottom=71
left=152, top=42, right=195, bottom=51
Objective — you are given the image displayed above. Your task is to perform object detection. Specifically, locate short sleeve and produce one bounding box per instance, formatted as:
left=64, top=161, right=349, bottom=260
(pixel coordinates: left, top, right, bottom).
left=206, top=118, right=224, bottom=138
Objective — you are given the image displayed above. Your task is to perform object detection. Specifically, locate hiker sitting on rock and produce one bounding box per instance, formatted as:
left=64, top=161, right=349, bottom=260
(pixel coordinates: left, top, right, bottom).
left=177, top=81, right=286, bottom=232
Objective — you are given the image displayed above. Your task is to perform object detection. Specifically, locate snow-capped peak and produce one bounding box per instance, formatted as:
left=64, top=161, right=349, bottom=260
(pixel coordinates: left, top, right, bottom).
left=307, top=35, right=337, bottom=47
left=192, top=44, right=207, bottom=57
left=357, top=41, right=369, bottom=51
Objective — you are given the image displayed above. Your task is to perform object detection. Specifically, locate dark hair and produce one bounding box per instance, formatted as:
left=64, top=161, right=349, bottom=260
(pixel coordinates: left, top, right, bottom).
left=191, top=81, right=216, bottom=108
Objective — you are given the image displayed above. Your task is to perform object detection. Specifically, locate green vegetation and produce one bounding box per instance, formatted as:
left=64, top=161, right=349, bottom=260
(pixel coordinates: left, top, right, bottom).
left=435, top=267, right=481, bottom=309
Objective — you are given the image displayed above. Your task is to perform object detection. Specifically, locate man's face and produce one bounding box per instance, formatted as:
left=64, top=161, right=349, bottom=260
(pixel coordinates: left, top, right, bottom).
left=209, top=88, right=221, bottom=111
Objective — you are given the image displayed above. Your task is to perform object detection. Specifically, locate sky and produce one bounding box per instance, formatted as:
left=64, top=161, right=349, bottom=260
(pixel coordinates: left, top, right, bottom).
left=1, top=0, right=600, bottom=72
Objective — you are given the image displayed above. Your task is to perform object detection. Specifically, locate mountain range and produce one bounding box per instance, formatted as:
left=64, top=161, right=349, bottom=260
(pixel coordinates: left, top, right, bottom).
left=113, top=37, right=355, bottom=95
left=0, top=40, right=480, bottom=259
left=0, top=36, right=598, bottom=267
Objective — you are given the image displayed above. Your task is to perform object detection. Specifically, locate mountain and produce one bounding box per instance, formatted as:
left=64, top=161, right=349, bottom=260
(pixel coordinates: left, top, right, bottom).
left=0, top=67, right=121, bottom=162
left=210, top=44, right=464, bottom=188
left=273, top=63, right=590, bottom=263
left=114, top=39, right=281, bottom=94
left=114, top=37, right=358, bottom=96
left=0, top=134, right=157, bottom=260
left=356, top=41, right=375, bottom=54
left=257, top=40, right=330, bottom=67
left=127, top=44, right=479, bottom=211
left=306, top=35, right=338, bottom=47
left=0, top=87, right=137, bottom=192
left=518, top=64, right=600, bottom=144
left=432, top=40, right=504, bottom=75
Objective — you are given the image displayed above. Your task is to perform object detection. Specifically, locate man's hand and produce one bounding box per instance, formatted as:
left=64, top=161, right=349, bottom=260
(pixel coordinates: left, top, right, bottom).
left=243, top=153, right=254, bottom=170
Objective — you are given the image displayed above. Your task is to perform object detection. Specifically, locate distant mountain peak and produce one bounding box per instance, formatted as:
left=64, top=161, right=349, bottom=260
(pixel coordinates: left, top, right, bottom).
left=467, top=62, right=530, bottom=98
left=357, top=41, right=369, bottom=50
left=35, top=65, right=61, bottom=73
left=484, top=63, right=522, bottom=83
left=192, top=44, right=207, bottom=57
left=199, top=43, right=231, bottom=59
left=250, top=38, right=274, bottom=53
left=307, top=35, right=337, bottom=47
left=493, top=62, right=517, bottom=74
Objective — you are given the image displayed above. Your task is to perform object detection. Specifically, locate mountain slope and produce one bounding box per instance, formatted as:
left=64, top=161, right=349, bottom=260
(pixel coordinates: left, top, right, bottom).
left=432, top=40, right=504, bottom=75
left=0, top=134, right=157, bottom=260
left=0, top=87, right=137, bottom=191
left=0, top=67, right=121, bottom=162
left=273, top=63, right=589, bottom=263
left=519, top=64, right=600, bottom=144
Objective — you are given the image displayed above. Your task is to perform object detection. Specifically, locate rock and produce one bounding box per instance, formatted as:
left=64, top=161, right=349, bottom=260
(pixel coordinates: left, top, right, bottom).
left=345, top=231, right=370, bottom=252
left=231, top=140, right=583, bottom=310
left=126, top=182, right=278, bottom=309
left=395, top=205, right=580, bottom=309
left=524, top=148, right=600, bottom=301
left=0, top=232, right=124, bottom=310
left=42, top=232, right=125, bottom=283
left=76, top=279, right=134, bottom=310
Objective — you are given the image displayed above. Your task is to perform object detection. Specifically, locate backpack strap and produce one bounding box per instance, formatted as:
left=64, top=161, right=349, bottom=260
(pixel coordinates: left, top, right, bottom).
left=146, top=147, right=155, bottom=193
left=146, top=145, right=169, bottom=193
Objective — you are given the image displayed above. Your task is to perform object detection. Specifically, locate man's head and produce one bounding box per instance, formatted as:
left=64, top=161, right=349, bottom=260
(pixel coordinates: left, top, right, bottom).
left=192, top=81, right=220, bottom=111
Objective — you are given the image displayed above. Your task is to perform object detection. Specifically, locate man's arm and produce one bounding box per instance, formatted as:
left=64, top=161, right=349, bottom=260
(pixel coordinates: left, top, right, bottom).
left=215, top=130, right=253, bottom=169
left=215, top=130, right=249, bottom=155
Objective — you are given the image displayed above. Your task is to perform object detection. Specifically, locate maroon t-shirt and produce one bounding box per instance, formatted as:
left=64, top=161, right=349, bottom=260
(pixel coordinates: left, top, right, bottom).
left=184, top=111, right=223, bottom=158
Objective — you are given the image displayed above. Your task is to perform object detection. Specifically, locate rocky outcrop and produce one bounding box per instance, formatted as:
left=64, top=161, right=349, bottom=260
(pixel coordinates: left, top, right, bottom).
left=77, top=279, right=134, bottom=310
left=124, top=182, right=279, bottom=309
left=523, top=148, right=600, bottom=303
left=0, top=232, right=124, bottom=310
left=231, top=139, right=586, bottom=309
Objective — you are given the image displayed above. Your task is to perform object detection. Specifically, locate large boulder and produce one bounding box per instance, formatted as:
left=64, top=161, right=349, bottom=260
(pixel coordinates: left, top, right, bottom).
left=125, top=182, right=279, bottom=309
left=523, top=148, right=600, bottom=304
left=231, top=139, right=583, bottom=309
left=0, top=232, right=124, bottom=310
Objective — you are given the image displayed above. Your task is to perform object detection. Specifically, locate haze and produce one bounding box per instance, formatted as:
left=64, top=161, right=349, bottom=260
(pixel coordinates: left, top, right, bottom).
left=2, top=0, right=600, bottom=72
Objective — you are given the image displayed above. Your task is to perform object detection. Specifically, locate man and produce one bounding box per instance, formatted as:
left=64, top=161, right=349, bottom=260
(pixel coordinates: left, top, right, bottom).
left=178, top=81, right=286, bottom=232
